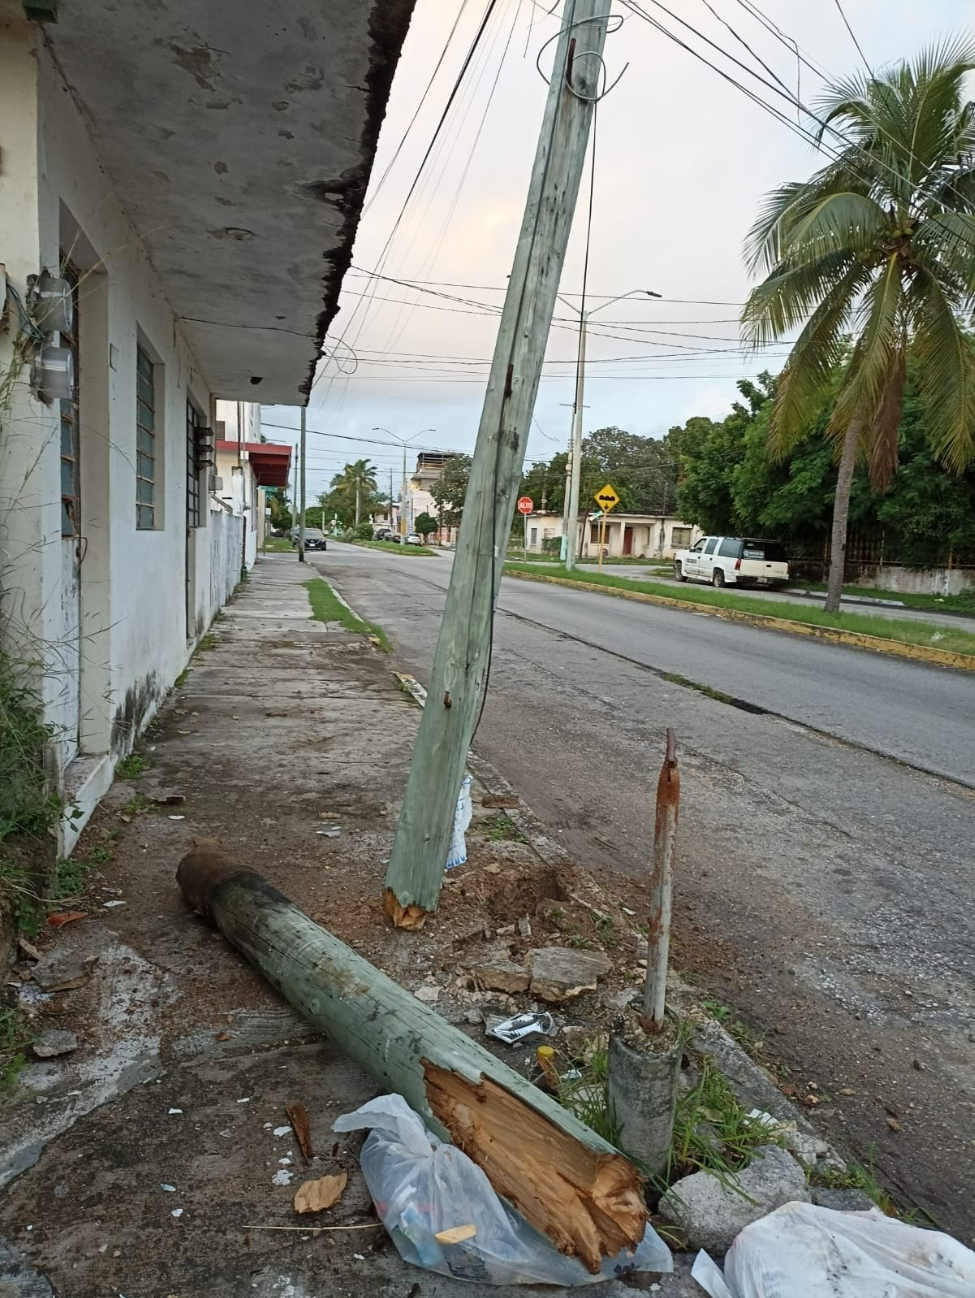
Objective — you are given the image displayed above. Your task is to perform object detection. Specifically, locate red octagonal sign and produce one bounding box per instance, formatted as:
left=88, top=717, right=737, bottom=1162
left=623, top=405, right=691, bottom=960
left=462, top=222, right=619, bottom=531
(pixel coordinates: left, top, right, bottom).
left=517, top=496, right=533, bottom=515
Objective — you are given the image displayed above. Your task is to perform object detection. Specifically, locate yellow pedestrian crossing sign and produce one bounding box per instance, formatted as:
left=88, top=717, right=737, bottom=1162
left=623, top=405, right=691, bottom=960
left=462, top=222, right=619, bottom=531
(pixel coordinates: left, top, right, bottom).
left=594, top=483, right=620, bottom=511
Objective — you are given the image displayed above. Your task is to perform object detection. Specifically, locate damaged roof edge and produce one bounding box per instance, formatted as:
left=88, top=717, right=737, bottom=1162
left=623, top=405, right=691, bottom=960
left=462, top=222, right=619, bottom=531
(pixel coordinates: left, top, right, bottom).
left=301, top=0, right=417, bottom=401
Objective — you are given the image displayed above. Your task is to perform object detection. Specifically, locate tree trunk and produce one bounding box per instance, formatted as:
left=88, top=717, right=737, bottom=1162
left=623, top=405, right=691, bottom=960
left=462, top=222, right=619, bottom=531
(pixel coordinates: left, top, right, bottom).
left=176, top=841, right=648, bottom=1273
left=354, top=480, right=361, bottom=529
left=825, top=416, right=862, bottom=614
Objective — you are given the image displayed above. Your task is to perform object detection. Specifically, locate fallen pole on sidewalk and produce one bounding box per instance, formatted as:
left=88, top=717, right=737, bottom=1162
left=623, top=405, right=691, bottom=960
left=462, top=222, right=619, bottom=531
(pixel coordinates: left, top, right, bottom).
left=177, top=839, right=648, bottom=1273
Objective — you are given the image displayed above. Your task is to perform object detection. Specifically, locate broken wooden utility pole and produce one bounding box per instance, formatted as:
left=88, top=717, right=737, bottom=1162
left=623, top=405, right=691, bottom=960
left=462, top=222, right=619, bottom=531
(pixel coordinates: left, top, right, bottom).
left=607, top=730, right=681, bottom=1179
left=177, top=840, right=648, bottom=1272
left=384, top=0, right=613, bottom=928
left=643, top=725, right=679, bottom=1035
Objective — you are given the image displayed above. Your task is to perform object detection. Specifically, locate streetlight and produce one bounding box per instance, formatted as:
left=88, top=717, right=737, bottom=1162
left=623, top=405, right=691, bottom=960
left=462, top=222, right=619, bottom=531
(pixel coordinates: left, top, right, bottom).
left=559, top=288, right=661, bottom=570
left=373, top=427, right=436, bottom=538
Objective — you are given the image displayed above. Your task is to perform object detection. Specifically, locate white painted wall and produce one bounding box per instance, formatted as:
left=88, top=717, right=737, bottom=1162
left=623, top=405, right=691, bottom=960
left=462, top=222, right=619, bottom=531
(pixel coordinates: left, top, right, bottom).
left=0, top=23, right=250, bottom=846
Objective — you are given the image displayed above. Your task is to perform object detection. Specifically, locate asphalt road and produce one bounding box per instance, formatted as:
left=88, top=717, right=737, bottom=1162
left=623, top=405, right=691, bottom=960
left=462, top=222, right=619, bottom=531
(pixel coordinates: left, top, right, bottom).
left=317, top=543, right=975, bottom=1243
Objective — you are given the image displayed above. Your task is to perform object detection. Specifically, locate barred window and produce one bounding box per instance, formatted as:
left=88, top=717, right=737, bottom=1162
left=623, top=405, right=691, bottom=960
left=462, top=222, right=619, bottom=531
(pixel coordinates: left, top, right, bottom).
left=59, top=262, right=80, bottom=537
left=136, top=345, right=156, bottom=529
left=186, top=402, right=202, bottom=528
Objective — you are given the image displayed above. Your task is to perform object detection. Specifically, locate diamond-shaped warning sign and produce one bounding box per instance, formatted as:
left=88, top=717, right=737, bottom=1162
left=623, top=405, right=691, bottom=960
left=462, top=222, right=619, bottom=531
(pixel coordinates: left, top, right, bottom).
left=594, top=483, right=620, bottom=511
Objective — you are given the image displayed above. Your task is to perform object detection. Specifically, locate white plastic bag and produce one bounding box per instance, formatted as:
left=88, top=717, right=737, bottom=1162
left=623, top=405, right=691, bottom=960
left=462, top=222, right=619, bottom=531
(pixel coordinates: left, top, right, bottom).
left=334, top=1094, right=672, bottom=1286
left=445, top=774, right=473, bottom=870
left=692, top=1201, right=975, bottom=1298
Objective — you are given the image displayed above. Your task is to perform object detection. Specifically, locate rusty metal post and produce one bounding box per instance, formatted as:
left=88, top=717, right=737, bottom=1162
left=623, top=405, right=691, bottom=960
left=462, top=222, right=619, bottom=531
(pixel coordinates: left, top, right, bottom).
left=642, top=728, right=679, bottom=1035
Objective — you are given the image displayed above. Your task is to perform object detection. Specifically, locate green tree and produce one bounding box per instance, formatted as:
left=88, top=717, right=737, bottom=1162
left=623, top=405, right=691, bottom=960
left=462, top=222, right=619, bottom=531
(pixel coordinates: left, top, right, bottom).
left=332, top=458, right=379, bottom=528
left=265, top=487, right=292, bottom=531
left=742, top=41, right=975, bottom=610
left=414, top=511, right=438, bottom=541
left=429, top=454, right=472, bottom=531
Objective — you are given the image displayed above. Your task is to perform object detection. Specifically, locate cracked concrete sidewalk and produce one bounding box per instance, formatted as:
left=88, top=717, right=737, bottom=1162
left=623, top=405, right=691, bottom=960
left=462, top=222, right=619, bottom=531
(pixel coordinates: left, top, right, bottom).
left=0, top=555, right=699, bottom=1298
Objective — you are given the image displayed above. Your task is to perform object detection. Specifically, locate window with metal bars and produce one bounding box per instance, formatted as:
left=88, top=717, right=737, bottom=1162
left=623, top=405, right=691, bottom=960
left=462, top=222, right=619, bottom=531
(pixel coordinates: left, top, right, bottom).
left=136, top=344, right=156, bottom=529
left=59, top=262, right=80, bottom=537
left=186, top=402, right=202, bottom=528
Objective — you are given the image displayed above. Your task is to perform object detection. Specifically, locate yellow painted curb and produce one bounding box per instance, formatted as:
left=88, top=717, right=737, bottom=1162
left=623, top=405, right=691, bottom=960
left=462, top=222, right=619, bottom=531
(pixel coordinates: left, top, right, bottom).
left=504, top=569, right=975, bottom=673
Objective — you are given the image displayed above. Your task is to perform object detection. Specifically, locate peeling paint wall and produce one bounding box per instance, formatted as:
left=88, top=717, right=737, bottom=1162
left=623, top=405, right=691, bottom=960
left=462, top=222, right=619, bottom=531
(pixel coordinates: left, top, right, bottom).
left=0, top=21, right=247, bottom=834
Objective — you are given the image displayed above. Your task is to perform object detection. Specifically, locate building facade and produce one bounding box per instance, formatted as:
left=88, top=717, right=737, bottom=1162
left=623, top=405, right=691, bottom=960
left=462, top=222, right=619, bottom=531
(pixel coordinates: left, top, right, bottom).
left=522, top=511, right=701, bottom=560
left=0, top=0, right=413, bottom=849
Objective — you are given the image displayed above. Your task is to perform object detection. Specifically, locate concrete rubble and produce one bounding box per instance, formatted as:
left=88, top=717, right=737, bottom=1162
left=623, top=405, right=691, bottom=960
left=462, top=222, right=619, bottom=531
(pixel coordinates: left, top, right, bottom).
left=30, top=1031, right=78, bottom=1059
left=529, top=946, right=613, bottom=1002
left=30, top=949, right=97, bottom=993
left=659, top=1145, right=811, bottom=1254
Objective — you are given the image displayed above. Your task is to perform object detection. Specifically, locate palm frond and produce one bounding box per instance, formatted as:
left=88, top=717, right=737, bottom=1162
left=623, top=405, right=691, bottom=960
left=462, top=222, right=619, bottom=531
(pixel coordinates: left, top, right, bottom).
left=913, top=213, right=975, bottom=294
left=786, top=192, right=889, bottom=263
left=911, top=271, right=975, bottom=472
left=766, top=260, right=873, bottom=458
left=741, top=251, right=860, bottom=348
left=867, top=345, right=906, bottom=490
left=827, top=255, right=904, bottom=442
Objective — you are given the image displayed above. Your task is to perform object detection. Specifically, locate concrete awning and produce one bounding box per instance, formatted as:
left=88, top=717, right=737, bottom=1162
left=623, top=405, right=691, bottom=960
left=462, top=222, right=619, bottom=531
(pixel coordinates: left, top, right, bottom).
left=217, top=440, right=292, bottom=488
left=40, top=0, right=414, bottom=403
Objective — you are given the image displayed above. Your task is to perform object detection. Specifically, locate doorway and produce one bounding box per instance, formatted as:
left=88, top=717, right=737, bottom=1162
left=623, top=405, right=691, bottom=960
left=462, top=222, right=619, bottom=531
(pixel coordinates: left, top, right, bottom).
left=58, top=257, right=82, bottom=764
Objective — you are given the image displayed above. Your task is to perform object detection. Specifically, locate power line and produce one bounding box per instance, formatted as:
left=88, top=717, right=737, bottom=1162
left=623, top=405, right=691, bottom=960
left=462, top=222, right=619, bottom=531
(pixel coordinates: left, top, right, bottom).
left=830, top=0, right=873, bottom=75
left=361, top=0, right=476, bottom=217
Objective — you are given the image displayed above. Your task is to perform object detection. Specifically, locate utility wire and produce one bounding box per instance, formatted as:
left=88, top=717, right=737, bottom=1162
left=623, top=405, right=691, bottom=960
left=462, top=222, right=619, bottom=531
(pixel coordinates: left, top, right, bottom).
left=830, top=0, right=873, bottom=75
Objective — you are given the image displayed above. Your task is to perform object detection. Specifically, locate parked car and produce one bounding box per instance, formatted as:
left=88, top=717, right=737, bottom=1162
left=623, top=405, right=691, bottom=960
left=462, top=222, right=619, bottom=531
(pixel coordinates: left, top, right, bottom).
left=374, top=527, right=393, bottom=540
left=303, top=527, right=328, bottom=551
left=674, top=536, right=789, bottom=588
left=404, top=532, right=422, bottom=546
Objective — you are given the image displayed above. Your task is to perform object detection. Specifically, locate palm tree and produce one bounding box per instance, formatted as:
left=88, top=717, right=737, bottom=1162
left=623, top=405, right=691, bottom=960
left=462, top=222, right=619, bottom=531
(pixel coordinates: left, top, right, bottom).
left=332, top=458, right=378, bottom=529
left=742, top=41, right=975, bottom=611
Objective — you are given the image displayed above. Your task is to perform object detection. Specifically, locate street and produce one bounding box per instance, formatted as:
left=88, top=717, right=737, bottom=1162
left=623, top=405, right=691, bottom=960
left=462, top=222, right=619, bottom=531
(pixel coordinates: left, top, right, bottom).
left=320, top=542, right=975, bottom=1243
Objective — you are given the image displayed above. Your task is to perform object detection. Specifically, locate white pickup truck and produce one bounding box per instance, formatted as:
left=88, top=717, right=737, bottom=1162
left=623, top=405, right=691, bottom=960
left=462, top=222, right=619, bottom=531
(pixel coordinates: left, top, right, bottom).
left=674, top=535, right=789, bottom=588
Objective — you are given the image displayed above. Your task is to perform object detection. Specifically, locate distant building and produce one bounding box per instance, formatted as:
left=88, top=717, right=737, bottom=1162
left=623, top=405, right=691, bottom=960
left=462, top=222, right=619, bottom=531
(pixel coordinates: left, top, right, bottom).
left=407, top=451, right=462, bottom=543
left=523, top=511, right=701, bottom=560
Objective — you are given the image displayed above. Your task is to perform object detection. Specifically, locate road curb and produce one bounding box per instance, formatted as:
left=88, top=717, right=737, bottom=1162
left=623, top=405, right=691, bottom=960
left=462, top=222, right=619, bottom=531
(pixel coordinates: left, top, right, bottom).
left=392, top=671, right=851, bottom=1180
left=504, top=569, right=975, bottom=673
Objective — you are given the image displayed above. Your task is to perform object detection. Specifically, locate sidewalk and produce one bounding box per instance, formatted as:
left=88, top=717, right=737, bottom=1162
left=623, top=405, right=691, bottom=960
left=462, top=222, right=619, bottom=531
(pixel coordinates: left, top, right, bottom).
left=0, top=556, right=698, bottom=1297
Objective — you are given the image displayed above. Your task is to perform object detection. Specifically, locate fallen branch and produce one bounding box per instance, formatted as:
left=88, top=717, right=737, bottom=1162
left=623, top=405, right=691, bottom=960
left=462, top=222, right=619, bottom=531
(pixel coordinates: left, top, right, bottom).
left=178, top=840, right=647, bottom=1272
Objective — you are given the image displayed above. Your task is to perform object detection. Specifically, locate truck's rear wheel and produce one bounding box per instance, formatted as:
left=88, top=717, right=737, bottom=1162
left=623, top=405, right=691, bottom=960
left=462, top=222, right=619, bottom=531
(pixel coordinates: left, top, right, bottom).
left=712, top=568, right=725, bottom=587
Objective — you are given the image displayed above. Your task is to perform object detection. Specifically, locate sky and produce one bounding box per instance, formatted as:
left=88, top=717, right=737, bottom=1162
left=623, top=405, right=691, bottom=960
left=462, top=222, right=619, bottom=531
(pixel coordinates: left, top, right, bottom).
left=262, top=0, right=971, bottom=504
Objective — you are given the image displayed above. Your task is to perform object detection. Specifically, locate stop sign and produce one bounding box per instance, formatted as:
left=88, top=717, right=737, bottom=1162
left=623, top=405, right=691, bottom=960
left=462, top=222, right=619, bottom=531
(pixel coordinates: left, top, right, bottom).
left=517, top=496, right=533, bottom=515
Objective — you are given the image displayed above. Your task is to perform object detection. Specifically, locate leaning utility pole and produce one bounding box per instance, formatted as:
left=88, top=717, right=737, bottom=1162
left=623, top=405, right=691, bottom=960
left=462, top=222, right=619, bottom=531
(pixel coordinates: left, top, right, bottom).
left=297, top=405, right=307, bottom=563
left=564, top=313, right=587, bottom=571
left=384, top=0, right=613, bottom=928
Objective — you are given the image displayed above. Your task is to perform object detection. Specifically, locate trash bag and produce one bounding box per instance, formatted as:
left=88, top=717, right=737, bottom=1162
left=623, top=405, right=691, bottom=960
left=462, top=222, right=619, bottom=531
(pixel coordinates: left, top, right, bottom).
left=691, top=1201, right=975, bottom=1298
left=334, top=1094, right=672, bottom=1287
left=445, top=774, right=473, bottom=870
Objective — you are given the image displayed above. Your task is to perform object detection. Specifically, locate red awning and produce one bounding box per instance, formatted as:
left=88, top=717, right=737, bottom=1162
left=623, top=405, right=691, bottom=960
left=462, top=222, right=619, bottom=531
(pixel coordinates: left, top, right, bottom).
left=216, top=440, right=292, bottom=488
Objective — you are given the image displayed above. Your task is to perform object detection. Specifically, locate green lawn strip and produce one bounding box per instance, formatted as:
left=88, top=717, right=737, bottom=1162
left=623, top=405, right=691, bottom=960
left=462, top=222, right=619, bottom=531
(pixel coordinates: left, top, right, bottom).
left=791, top=579, right=975, bottom=616
left=303, top=578, right=390, bottom=651
left=503, top=563, right=975, bottom=659
left=353, top=539, right=435, bottom=556
left=261, top=537, right=293, bottom=553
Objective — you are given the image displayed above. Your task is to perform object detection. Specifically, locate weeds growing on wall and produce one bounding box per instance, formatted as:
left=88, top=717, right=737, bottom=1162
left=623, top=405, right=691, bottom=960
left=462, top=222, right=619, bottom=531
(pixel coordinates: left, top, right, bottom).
left=0, top=654, right=66, bottom=934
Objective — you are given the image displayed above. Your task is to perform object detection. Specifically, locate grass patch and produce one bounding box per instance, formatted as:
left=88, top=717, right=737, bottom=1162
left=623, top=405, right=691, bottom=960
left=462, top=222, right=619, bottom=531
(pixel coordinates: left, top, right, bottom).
left=0, top=1003, right=31, bottom=1090
left=794, top=579, right=975, bottom=616
left=669, top=1057, right=780, bottom=1184
left=487, top=814, right=525, bottom=842
left=504, top=563, right=975, bottom=659
left=303, top=579, right=390, bottom=651
left=121, top=793, right=155, bottom=817
left=262, top=536, right=294, bottom=553
left=115, top=753, right=150, bottom=780
left=196, top=632, right=219, bottom=652
left=353, top=539, right=435, bottom=556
